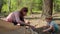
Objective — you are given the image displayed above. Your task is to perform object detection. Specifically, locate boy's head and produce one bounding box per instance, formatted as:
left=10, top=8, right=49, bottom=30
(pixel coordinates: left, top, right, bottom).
left=20, top=7, right=28, bottom=16
left=45, top=16, right=53, bottom=22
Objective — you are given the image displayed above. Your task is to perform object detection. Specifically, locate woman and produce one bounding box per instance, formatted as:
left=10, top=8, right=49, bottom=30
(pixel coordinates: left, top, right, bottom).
left=6, top=7, right=30, bottom=26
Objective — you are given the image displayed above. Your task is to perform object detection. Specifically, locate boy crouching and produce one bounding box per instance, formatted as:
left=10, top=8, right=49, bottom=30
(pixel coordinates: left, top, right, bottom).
left=42, top=16, right=59, bottom=34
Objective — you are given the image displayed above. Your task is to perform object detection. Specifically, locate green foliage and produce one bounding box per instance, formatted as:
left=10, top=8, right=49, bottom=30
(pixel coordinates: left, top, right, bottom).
left=11, top=0, right=18, bottom=11
left=2, top=4, right=9, bottom=12
left=33, top=0, right=42, bottom=11
left=53, top=0, right=60, bottom=12
left=1, top=0, right=43, bottom=16
left=1, top=0, right=60, bottom=16
left=2, top=0, right=42, bottom=12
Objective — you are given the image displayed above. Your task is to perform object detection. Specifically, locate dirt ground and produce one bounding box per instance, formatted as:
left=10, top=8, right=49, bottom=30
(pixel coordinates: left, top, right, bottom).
left=0, top=13, right=60, bottom=34
left=25, top=18, right=60, bottom=34
left=24, top=13, right=60, bottom=34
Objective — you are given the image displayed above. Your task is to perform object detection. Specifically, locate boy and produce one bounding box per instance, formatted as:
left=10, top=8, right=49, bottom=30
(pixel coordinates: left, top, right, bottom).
left=43, top=16, right=59, bottom=34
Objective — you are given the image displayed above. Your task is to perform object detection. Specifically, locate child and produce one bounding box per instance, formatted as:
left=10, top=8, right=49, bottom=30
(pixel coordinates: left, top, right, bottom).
left=42, top=16, right=59, bottom=34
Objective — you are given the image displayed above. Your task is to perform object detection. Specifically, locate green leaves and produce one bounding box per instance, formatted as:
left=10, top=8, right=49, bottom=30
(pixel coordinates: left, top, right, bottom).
left=53, top=0, right=60, bottom=12
left=1, top=0, right=60, bottom=16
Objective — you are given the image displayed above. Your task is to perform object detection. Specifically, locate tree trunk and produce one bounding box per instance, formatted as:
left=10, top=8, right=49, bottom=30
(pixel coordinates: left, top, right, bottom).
left=42, top=0, right=53, bottom=18
left=18, top=0, right=22, bottom=7
left=30, top=0, right=34, bottom=14
left=30, top=5, right=33, bottom=14
left=0, top=0, right=4, bottom=13
left=0, top=5, right=3, bottom=13
left=8, top=0, right=11, bottom=12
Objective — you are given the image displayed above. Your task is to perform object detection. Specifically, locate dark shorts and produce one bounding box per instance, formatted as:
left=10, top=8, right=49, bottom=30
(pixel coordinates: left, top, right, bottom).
left=12, top=21, right=26, bottom=26
left=12, top=21, right=17, bottom=25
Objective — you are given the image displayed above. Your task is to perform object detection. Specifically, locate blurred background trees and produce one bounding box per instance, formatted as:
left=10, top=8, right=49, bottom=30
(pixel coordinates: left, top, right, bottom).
left=0, top=0, right=60, bottom=16
left=0, top=0, right=5, bottom=13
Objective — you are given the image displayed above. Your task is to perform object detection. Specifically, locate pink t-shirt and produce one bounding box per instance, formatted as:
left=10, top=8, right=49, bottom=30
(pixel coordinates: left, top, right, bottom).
left=6, top=11, right=21, bottom=23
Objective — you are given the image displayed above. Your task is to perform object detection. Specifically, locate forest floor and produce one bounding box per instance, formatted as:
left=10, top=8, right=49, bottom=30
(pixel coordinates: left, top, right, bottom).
left=25, top=13, right=60, bottom=34
left=0, top=13, right=60, bottom=34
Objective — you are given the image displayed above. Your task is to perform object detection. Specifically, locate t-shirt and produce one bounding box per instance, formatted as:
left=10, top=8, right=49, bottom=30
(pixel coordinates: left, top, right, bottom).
left=6, top=11, right=24, bottom=23
left=47, top=21, right=59, bottom=32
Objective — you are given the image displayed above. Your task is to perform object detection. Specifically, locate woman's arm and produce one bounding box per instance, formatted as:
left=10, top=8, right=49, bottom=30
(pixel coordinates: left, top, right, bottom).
left=14, top=13, right=30, bottom=26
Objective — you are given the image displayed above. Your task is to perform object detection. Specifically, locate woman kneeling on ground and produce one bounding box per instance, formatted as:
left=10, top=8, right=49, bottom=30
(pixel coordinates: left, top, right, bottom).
left=5, top=7, right=35, bottom=29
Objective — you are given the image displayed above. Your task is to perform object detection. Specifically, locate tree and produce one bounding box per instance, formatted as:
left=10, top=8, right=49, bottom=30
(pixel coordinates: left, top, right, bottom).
left=0, top=0, right=4, bottom=13
left=30, top=0, right=34, bottom=14
left=53, top=0, right=60, bottom=12
left=8, top=0, right=11, bottom=12
left=42, top=0, right=53, bottom=18
left=17, top=0, right=22, bottom=7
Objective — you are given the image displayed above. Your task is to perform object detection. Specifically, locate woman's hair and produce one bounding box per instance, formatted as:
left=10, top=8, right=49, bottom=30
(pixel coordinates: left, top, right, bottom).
left=45, top=16, right=53, bottom=20
left=20, top=7, right=28, bottom=12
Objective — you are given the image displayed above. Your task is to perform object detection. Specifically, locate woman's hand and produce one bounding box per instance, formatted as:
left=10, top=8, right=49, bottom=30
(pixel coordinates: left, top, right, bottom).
left=42, top=30, right=47, bottom=32
left=17, top=23, right=20, bottom=26
left=25, top=20, right=31, bottom=24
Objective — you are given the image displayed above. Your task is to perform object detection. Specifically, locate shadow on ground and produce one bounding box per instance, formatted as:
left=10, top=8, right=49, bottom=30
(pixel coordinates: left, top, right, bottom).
left=33, top=25, right=60, bottom=34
